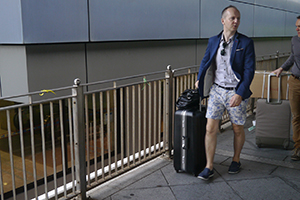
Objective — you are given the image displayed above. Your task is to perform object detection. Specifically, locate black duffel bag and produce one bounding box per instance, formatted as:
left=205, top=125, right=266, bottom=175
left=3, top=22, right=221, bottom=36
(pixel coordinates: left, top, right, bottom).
left=176, top=89, right=200, bottom=110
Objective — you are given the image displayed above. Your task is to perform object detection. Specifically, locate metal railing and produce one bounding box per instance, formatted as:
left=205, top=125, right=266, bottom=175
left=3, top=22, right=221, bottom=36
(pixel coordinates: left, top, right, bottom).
left=0, top=86, right=75, bottom=200
left=0, top=51, right=289, bottom=200
left=0, top=68, right=173, bottom=200
left=256, top=51, right=290, bottom=71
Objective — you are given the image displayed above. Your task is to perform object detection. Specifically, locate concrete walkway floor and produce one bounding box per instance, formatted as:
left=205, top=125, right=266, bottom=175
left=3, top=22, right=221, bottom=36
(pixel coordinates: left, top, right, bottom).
left=86, top=115, right=300, bottom=200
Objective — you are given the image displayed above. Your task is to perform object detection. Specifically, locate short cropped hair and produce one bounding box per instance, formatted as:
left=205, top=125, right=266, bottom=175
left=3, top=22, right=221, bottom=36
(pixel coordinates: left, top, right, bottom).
left=297, top=15, right=300, bottom=19
left=221, top=5, right=239, bottom=18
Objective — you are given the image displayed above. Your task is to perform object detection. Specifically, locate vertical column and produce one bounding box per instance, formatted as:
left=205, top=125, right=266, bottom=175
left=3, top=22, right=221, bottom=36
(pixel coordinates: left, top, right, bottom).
left=72, top=78, right=87, bottom=200
left=164, top=65, right=173, bottom=157
left=276, top=50, right=279, bottom=69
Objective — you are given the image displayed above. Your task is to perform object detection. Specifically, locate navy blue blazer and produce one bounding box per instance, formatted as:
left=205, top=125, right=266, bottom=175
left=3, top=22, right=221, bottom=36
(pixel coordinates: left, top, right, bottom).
left=197, top=31, right=255, bottom=100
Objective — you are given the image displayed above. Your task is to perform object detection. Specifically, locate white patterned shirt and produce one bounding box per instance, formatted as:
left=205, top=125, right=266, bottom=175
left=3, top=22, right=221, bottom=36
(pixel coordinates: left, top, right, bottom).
left=214, top=35, right=239, bottom=88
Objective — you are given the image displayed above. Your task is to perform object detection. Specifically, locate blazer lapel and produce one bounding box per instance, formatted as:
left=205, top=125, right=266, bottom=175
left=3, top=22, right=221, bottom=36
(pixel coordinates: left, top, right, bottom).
left=230, top=33, right=239, bottom=66
left=210, top=34, right=222, bottom=61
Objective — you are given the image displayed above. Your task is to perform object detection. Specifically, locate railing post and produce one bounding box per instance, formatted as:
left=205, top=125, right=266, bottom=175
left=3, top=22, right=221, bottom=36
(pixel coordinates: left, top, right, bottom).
left=276, top=50, right=279, bottom=69
left=164, top=65, right=173, bottom=157
left=72, top=78, right=87, bottom=200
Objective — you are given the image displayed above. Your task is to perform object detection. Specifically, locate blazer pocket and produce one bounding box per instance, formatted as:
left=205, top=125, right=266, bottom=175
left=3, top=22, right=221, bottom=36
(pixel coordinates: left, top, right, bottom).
left=236, top=48, right=244, bottom=52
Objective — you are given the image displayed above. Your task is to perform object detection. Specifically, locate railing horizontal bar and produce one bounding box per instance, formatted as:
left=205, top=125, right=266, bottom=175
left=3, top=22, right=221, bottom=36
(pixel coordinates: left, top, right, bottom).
left=0, top=86, right=73, bottom=101
left=0, top=95, right=73, bottom=111
left=256, top=52, right=290, bottom=58
left=172, top=65, right=199, bottom=72
left=256, top=55, right=290, bottom=62
left=83, top=76, right=165, bottom=95
left=81, top=70, right=166, bottom=87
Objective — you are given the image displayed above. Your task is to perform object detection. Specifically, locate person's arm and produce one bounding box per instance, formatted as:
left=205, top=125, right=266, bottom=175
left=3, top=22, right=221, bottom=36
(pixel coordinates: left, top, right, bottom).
left=272, top=67, right=284, bottom=77
left=271, top=55, right=294, bottom=77
left=234, top=39, right=256, bottom=101
left=272, top=39, right=294, bottom=77
left=195, top=80, right=199, bottom=89
left=195, top=38, right=213, bottom=90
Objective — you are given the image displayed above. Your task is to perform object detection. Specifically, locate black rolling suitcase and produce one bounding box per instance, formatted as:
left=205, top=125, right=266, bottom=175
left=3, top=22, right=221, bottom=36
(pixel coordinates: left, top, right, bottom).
left=173, top=92, right=207, bottom=176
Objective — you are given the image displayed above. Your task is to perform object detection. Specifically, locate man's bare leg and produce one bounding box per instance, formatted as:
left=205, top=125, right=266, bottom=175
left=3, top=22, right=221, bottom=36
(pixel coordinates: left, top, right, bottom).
left=205, top=118, right=220, bottom=170
left=231, top=123, right=245, bottom=163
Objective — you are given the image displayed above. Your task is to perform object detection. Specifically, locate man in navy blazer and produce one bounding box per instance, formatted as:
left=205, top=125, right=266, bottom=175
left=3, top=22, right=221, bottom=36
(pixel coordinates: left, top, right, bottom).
left=196, top=5, right=255, bottom=180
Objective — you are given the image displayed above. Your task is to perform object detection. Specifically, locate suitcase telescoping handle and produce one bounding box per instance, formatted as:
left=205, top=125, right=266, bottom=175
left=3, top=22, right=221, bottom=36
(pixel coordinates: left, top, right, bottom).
left=200, top=97, right=202, bottom=112
left=267, top=73, right=281, bottom=104
left=199, top=97, right=207, bottom=112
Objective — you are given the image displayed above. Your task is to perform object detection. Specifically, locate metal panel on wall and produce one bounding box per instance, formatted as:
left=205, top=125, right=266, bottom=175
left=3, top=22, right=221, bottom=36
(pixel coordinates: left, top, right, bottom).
left=86, top=40, right=197, bottom=82
left=230, top=1, right=254, bottom=37
left=200, top=0, right=229, bottom=38
left=21, top=0, right=89, bottom=43
left=200, top=0, right=254, bottom=38
left=0, top=1, right=23, bottom=44
left=89, top=0, right=199, bottom=41
left=26, top=44, right=87, bottom=91
left=254, top=6, right=285, bottom=37
left=255, top=0, right=286, bottom=10
left=286, top=0, right=300, bottom=13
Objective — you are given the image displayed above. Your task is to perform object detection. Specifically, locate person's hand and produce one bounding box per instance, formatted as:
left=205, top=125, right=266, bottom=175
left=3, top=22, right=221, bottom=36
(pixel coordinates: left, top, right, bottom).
left=195, top=80, right=199, bottom=89
left=271, top=67, right=283, bottom=77
left=229, top=94, right=242, bottom=107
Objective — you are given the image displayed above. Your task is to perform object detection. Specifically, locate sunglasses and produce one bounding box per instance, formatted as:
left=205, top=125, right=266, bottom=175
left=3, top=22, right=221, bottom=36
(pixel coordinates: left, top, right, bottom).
left=220, top=42, right=228, bottom=56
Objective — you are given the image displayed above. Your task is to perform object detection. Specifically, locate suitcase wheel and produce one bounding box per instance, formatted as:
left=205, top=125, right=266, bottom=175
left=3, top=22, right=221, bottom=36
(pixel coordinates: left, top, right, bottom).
left=283, top=140, right=290, bottom=150
left=256, top=142, right=262, bottom=148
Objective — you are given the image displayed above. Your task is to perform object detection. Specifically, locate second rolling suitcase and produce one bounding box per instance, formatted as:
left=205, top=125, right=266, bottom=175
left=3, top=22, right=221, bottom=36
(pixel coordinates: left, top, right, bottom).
left=173, top=108, right=206, bottom=176
left=255, top=74, right=291, bottom=149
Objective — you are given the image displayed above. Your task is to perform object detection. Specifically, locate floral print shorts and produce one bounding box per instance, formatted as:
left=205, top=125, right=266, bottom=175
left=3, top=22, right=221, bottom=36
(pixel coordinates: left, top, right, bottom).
left=206, top=84, right=249, bottom=125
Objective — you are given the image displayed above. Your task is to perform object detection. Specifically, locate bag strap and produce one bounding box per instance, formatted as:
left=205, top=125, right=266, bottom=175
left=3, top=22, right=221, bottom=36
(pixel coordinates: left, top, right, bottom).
left=199, top=97, right=202, bottom=112
left=199, top=97, right=208, bottom=112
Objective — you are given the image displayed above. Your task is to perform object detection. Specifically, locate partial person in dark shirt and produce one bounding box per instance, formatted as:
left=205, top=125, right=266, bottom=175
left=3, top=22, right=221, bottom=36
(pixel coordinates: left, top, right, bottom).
left=272, top=15, right=300, bottom=161
left=195, top=5, right=255, bottom=180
